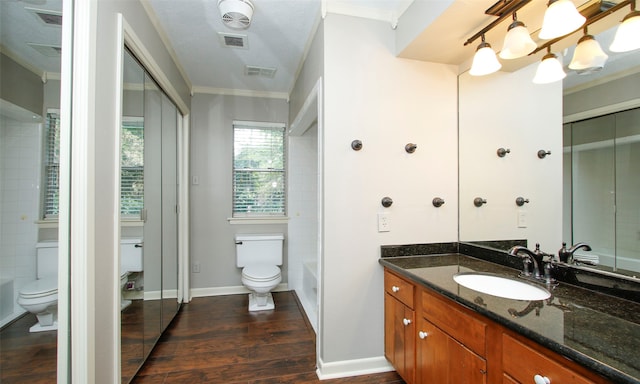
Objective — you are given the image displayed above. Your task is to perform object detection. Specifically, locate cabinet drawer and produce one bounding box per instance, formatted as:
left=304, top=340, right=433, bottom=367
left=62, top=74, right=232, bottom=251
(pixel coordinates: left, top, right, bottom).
left=421, top=289, right=486, bottom=357
left=385, top=269, right=415, bottom=309
left=502, top=334, right=598, bottom=384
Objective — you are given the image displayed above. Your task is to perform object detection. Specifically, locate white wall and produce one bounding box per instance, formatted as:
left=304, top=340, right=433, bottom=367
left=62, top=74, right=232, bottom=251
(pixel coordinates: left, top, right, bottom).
left=288, top=124, right=319, bottom=330
left=189, top=93, right=288, bottom=292
left=319, top=13, right=458, bottom=373
left=459, top=63, right=563, bottom=250
left=0, top=115, right=40, bottom=326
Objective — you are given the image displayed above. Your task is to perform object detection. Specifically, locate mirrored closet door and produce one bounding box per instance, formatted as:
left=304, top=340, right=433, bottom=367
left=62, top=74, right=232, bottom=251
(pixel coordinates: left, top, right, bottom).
left=120, top=48, right=181, bottom=383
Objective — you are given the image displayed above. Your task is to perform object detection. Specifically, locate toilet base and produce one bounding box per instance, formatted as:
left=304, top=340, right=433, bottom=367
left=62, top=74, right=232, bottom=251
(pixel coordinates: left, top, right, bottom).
left=29, top=321, right=58, bottom=333
left=121, top=299, right=132, bottom=311
left=248, top=292, right=275, bottom=311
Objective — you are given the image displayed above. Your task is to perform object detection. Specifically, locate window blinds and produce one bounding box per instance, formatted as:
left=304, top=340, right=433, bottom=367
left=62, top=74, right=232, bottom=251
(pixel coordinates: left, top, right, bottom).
left=233, top=123, right=286, bottom=216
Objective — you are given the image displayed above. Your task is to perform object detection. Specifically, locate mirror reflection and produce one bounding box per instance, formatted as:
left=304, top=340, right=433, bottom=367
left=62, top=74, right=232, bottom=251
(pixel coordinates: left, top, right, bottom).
left=120, top=48, right=182, bottom=384
left=459, top=21, right=640, bottom=278
left=0, top=0, right=63, bottom=381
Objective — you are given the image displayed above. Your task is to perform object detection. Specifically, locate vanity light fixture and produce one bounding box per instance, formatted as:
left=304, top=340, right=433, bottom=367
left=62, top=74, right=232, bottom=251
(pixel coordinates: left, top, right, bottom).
left=470, top=34, right=502, bottom=76
left=539, top=0, right=586, bottom=40
left=499, top=13, right=537, bottom=59
left=532, top=47, right=566, bottom=84
left=569, top=28, right=608, bottom=73
left=610, top=1, right=640, bottom=52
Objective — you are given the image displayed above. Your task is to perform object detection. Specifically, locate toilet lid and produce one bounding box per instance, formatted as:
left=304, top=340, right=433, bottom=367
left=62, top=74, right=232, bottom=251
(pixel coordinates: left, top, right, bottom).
left=20, top=277, right=58, bottom=298
left=242, top=264, right=281, bottom=281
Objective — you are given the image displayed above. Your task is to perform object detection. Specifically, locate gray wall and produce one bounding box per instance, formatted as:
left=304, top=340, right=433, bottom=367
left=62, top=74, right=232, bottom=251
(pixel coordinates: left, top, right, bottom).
left=289, top=21, right=324, bottom=124
left=75, top=1, right=190, bottom=381
left=189, top=93, right=289, bottom=290
left=0, top=53, right=43, bottom=116
left=564, top=72, right=640, bottom=118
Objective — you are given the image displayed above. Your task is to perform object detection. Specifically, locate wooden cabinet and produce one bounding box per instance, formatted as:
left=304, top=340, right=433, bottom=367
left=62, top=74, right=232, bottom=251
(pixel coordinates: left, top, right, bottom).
left=384, top=270, right=415, bottom=383
left=383, top=267, right=612, bottom=384
left=416, top=316, right=487, bottom=383
left=502, top=333, right=606, bottom=384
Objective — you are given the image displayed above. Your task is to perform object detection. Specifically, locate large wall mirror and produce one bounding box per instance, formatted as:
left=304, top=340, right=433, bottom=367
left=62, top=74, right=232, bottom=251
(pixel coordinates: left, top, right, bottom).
left=459, top=22, right=640, bottom=279
left=120, top=47, right=181, bottom=383
left=0, top=0, right=68, bottom=381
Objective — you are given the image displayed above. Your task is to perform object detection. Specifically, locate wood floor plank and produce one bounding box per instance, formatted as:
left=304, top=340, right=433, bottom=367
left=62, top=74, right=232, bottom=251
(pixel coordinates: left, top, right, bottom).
left=132, top=291, right=404, bottom=384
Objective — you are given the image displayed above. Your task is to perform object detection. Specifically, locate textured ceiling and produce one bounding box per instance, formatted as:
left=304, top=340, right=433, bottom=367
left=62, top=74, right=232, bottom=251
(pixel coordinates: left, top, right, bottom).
left=1, top=0, right=638, bottom=98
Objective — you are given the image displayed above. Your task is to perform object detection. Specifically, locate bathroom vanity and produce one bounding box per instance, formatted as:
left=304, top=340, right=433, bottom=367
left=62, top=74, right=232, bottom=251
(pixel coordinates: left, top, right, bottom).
left=380, top=251, right=640, bottom=384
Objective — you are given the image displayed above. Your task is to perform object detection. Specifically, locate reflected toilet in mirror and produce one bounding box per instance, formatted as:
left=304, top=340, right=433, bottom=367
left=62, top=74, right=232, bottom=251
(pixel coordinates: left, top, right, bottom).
left=17, top=242, right=58, bottom=333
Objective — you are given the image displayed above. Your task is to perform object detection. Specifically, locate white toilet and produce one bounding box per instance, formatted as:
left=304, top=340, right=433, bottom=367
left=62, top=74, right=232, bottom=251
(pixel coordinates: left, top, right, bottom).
left=235, top=234, right=284, bottom=311
left=17, top=242, right=58, bottom=332
left=17, top=239, right=144, bottom=332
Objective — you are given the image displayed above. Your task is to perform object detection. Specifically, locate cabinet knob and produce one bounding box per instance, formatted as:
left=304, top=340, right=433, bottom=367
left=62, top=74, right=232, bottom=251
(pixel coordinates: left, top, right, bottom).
left=391, top=286, right=400, bottom=292
left=418, top=331, right=428, bottom=339
left=402, top=318, right=412, bottom=326
left=534, top=375, right=550, bottom=384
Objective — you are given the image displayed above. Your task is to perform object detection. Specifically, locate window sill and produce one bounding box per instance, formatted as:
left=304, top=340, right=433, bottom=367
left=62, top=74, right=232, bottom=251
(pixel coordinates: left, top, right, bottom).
left=227, top=217, right=289, bottom=225
left=36, top=219, right=144, bottom=228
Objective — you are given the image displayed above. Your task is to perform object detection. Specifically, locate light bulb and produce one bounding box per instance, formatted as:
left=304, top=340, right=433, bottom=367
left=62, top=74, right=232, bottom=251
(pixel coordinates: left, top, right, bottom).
left=539, top=0, right=585, bottom=40
left=470, top=40, right=502, bottom=76
left=500, top=20, right=537, bottom=59
left=610, top=10, right=640, bottom=52
left=533, top=52, right=566, bottom=84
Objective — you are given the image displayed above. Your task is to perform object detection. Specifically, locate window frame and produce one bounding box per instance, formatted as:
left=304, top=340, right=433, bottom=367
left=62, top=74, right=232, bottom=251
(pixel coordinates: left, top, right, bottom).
left=232, top=120, right=287, bottom=218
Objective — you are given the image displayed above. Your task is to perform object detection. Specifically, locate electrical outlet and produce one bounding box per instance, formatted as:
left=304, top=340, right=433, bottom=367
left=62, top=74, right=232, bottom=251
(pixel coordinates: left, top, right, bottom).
left=378, top=213, right=391, bottom=232
left=192, top=261, right=201, bottom=273
left=517, top=210, right=528, bottom=228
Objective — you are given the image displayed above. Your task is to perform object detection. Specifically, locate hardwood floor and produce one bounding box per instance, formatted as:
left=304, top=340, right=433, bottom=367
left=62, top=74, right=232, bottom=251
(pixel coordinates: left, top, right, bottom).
left=0, top=291, right=404, bottom=383
left=0, top=312, right=57, bottom=384
left=132, top=292, right=405, bottom=384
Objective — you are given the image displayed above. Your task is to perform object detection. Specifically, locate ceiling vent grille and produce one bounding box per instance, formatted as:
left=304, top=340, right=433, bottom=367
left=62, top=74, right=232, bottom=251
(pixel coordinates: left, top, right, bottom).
left=25, top=7, right=63, bottom=26
left=28, top=43, right=62, bottom=57
left=218, top=32, right=248, bottom=49
left=244, top=65, right=277, bottom=78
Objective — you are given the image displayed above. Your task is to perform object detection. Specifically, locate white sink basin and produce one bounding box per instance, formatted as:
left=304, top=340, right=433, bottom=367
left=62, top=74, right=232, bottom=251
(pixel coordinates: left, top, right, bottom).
left=453, top=272, right=551, bottom=301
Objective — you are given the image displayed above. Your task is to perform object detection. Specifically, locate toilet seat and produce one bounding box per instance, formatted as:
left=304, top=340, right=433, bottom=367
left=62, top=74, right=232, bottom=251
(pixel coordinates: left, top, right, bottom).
left=19, top=277, right=58, bottom=299
left=242, top=264, right=281, bottom=282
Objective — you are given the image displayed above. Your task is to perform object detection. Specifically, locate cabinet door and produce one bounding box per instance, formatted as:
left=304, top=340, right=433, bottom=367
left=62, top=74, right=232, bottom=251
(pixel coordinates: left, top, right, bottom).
left=416, top=317, right=487, bottom=384
left=385, top=293, right=415, bottom=383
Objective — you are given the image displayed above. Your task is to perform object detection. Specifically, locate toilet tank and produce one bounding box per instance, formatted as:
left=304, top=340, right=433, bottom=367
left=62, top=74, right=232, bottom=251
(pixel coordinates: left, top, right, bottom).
left=121, top=238, right=143, bottom=272
left=36, top=242, right=59, bottom=279
left=235, top=234, right=284, bottom=267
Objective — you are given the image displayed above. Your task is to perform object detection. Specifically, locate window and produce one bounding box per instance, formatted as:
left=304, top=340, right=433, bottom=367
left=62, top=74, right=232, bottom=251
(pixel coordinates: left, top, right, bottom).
left=233, top=121, right=286, bottom=217
left=120, top=118, right=144, bottom=217
left=43, top=111, right=60, bottom=218
left=41, top=113, right=145, bottom=219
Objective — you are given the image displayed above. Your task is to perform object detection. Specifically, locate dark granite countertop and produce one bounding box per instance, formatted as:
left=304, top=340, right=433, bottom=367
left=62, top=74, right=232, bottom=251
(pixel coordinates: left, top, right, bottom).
left=379, top=253, right=640, bottom=384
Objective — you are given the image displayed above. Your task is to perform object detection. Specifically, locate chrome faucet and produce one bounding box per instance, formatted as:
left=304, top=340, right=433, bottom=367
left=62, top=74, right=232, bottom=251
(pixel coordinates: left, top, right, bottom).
left=558, top=242, right=592, bottom=264
left=509, top=245, right=541, bottom=278
left=508, top=244, right=549, bottom=279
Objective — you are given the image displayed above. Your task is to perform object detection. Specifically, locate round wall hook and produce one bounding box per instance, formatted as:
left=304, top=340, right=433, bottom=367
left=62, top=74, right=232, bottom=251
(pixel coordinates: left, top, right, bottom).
left=405, top=143, right=417, bottom=153
left=497, top=148, right=511, bottom=157
left=473, top=197, right=487, bottom=207
left=351, top=140, right=363, bottom=151
left=515, top=197, right=530, bottom=206
left=381, top=196, right=393, bottom=208
left=432, top=197, right=445, bottom=207
left=537, top=150, right=551, bottom=159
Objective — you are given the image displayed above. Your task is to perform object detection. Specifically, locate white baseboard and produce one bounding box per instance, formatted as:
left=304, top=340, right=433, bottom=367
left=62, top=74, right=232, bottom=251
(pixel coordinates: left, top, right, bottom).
left=316, top=356, right=395, bottom=380
left=190, top=283, right=289, bottom=298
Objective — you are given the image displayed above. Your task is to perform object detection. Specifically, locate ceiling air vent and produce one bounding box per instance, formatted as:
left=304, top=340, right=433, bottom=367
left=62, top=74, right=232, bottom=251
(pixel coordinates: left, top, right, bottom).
left=25, top=7, right=63, bottom=26
left=28, top=43, right=62, bottom=57
left=245, top=65, right=277, bottom=78
left=218, top=32, right=248, bottom=49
